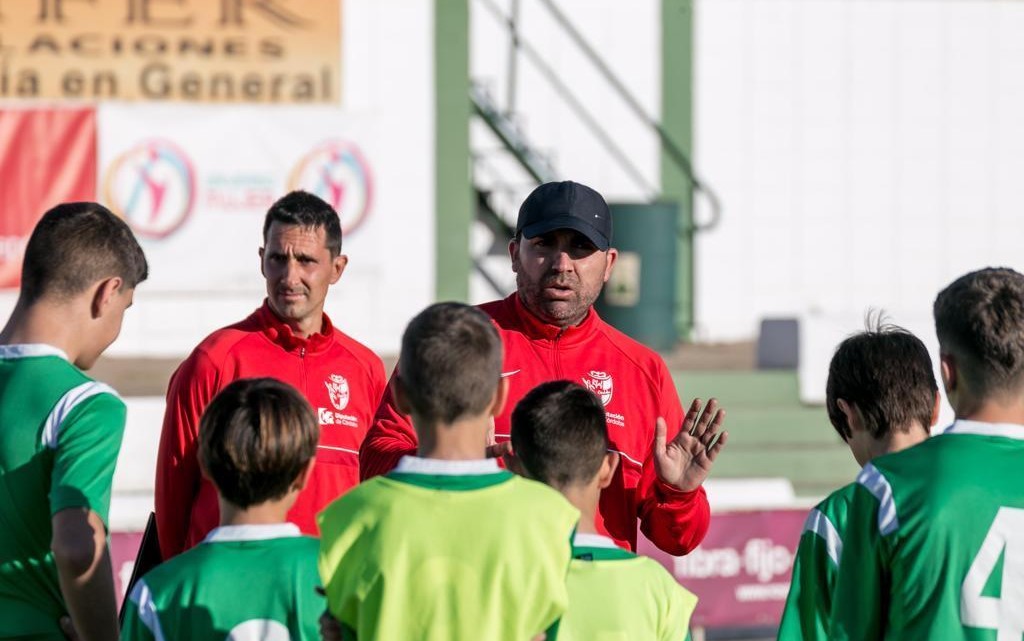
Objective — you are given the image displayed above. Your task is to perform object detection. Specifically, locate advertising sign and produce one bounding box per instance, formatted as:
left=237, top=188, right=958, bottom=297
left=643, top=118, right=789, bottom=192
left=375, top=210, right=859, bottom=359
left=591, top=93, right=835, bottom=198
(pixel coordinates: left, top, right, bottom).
left=97, top=102, right=432, bottom=355
left=0, top=107, right=97, bottom=287
left=639, top=508, right=807, bottom=629
left=0, top=0, right=340, bottom=102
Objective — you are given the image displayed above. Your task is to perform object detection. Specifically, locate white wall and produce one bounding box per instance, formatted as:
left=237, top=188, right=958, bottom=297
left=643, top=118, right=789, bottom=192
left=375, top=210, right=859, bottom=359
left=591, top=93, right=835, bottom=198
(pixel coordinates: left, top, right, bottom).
left=695, top=0, right=1024, bottom=342
left=468, top=0, right=663, bottom=301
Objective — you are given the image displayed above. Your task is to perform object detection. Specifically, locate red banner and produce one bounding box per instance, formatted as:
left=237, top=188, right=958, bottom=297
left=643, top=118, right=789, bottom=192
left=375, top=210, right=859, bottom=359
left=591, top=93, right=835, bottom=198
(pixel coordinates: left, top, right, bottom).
left=0, top=108, right=97, bottom=288
left=111, top=531, right=144, bottom=606
left=638, top=508, right=807, bottom=629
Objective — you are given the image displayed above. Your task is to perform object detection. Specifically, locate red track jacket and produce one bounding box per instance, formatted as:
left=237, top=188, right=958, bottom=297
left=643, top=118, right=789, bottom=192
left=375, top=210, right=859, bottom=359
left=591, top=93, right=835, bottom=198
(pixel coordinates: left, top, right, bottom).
left=155, top=302, right=386, bottom=559
left=360, top=294, right=710, bottom=555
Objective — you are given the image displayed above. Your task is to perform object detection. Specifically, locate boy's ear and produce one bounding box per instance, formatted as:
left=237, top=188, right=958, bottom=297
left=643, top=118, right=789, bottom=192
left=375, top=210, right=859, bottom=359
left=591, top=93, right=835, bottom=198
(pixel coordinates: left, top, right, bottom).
left=392, top=373, right=412, bottom=416
left=940, top=353, right=957, bottom=394
left=836, top=399, right=863, bottom=434
left=930, top=390, right=942, bottom=428
left=597, top=451, right=619, bottom=490
left=292, top=458, right=316, bottom=492
left=91, top=276, right=123, bottom=319
left=489, top=376, right=510, bottom=418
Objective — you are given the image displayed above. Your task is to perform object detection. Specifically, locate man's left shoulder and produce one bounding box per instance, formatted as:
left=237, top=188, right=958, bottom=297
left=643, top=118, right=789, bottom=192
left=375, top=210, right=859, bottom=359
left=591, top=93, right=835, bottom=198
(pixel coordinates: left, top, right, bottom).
left=592, top=316, right=670, bottom=374
left=327, top=328, right=384, bottom=371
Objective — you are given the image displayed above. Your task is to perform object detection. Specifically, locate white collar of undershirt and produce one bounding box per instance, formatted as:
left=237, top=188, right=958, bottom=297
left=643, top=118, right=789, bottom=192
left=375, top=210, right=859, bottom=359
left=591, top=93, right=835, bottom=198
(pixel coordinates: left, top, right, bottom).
left=944, top=419, right=1024, bottom=441
left=0, top=344, right=68, bottom=361
left=572, top=533, right=620, bottom=549
left=202, top=523, right=301, bottom=543
left=393, top=456, right=500, bottom=476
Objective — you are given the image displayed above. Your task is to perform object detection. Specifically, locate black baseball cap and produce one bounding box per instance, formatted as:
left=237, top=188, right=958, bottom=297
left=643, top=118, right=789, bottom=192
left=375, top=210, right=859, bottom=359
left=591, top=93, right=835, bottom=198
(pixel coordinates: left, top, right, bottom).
left=515, top=181, right=612, bottom=251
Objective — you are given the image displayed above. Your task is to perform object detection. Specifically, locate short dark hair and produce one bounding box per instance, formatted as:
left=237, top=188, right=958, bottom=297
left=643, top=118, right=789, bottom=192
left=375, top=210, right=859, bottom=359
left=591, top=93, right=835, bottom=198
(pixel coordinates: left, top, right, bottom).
left=826, top=317, right=937, bottom=441
left=934, top=268, right=1024, bottom=397
left=398, top=302, right=503, bottom=425
left=510, top=381, right=609, bottom=490
left=263, top=190, right=342, bottom=256
left=199, top=378, right=318, bottom=509
left=20, top=202, right=148, bottom=304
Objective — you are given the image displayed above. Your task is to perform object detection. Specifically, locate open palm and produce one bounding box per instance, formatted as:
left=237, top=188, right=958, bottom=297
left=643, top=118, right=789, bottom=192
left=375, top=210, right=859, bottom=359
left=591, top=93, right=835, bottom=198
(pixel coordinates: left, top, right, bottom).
left=654, top=398, right=728, bottom=492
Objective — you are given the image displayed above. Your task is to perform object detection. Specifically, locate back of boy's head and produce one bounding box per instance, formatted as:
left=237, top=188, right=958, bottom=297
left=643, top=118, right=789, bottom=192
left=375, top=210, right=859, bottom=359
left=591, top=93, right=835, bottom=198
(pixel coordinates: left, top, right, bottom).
left=398, top=302, right=503, bottom=424
left=510, top=380, right=609, bottom=490
left=826, top=316, right=937, bottom=441
left=20, top=202, right=148, bottom=305
left=934, top=267, right=1024, bottom=398
left=199, top=378, right=318, bottom=509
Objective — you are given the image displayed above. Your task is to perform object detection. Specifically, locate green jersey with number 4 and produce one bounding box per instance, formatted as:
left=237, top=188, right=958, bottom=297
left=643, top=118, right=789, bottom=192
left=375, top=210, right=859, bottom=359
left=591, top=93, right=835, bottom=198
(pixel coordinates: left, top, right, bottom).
left=830, top=420, right=1024, bottom=640
left=777, top=483, right=855, bottom=641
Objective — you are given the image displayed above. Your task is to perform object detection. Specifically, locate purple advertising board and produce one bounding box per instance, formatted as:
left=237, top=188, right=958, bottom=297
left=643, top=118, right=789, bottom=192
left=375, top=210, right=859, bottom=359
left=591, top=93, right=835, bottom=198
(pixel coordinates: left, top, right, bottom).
left=638, top=508, right=808, bottom=629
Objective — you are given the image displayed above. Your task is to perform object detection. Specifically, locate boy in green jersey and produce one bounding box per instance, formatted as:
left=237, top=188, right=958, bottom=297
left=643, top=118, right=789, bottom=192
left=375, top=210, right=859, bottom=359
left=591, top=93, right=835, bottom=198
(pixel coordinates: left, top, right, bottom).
left=777, top=320, right=938, bottom=641
left=831, top=268, right=1024, bottom=640
left=318, top=303, right=579, bottom=641
left=121, top=378, right=323, bottom=640
left=510, top=380, right=701, bottom=641
left=0, top=202, right=147, bottom=641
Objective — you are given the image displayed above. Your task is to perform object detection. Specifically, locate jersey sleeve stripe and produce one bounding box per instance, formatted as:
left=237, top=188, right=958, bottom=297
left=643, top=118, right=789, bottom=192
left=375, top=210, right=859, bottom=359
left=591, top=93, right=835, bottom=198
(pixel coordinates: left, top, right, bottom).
left=803, top=508, right=843, bottom=566
left=129, top=578, right=168, bottom=641
left=856, top=463, right=900, bottom=536
left=40, top=381, right=119, bottom=449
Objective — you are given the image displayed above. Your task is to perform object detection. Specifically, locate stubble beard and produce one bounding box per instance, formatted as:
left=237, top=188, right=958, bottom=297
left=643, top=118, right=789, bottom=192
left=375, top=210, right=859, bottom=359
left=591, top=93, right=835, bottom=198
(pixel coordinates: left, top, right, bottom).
left=516, top=272, right=596, bottom=328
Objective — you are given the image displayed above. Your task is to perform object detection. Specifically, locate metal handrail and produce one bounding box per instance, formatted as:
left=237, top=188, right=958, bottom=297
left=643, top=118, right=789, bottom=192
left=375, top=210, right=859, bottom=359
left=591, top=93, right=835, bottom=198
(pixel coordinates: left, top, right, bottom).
left=476, top=0, right=722, bottom=230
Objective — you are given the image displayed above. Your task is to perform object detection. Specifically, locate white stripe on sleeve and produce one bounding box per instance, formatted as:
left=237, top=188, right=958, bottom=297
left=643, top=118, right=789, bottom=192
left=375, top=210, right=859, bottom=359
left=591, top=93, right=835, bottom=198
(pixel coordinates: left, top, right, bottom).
left=803, top=508, right=843, bottom=566
left=129, top=579, right=167, bottom=641
left=856, top=463, right=900, bottom=536
left=40, top=381, right=119, bottom=449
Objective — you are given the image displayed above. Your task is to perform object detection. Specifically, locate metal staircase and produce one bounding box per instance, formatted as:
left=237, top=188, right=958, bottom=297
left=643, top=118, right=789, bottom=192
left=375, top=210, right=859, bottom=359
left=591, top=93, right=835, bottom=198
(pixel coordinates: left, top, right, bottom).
left=467, top=0, right=722, bottom=310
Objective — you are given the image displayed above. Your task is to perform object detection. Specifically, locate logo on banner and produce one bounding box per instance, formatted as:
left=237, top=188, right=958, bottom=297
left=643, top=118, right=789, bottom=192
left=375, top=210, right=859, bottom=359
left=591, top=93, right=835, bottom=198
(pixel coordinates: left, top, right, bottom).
left=582, top=371, right=614, bottom=406
left=288, top=140, right=373, bottom=235
left=102, top=139, right=196, bottom=240
left=325, top=374, right=350, bottom=411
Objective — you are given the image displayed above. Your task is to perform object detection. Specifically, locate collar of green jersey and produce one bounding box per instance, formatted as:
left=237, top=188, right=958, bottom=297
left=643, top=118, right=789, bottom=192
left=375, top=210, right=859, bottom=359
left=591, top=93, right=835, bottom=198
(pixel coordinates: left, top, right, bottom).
left=572, top=533, right=636, bottom=561
left=386, top=455, right=514, bottom=491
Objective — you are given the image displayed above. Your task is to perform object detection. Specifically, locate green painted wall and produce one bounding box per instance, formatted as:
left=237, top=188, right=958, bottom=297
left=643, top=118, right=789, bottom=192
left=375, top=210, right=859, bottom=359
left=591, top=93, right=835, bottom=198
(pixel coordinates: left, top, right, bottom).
left=435, top=0, right=472, bottom=301
left=661, top=0, right=695, bottom=341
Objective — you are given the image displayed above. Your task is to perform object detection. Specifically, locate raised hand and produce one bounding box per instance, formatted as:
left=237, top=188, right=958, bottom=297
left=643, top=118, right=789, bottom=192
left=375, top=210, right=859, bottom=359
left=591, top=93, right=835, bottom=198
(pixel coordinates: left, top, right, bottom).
left=654, top=398, right=728, bottom=492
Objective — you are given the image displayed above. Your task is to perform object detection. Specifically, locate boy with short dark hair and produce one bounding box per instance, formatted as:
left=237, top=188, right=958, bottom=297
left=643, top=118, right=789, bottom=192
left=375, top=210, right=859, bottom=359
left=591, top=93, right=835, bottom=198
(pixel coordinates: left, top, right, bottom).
left=0, top=202, right=147, bottom=641
left=318, top=302, right=579, bottom=641
left=777, top=321, right=939, bottom=640
left=511, top=380, right=699, bottom=641
left=121, top=378, right=323, bottom=640
left=831, top=269, right=1024, bottom=639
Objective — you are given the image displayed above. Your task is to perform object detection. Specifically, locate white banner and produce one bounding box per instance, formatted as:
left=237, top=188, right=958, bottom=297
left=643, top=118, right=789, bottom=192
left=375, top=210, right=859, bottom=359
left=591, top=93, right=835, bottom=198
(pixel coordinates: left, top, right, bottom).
left=98, top=103, right=433, bottom=356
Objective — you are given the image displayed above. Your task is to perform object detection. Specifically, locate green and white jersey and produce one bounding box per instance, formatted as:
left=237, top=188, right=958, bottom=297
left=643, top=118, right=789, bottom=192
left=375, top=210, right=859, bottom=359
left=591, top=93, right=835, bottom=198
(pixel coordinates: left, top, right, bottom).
left=560, top=533, right=697, bottom=641
left=777, top=483, right=855, bottom=641
left=318, top=456, right=579, bottom=641
left=121, top=523, right=323, bottom=641
left=0, top=344, right=125, bottom=639
left=830, top=420, right=1024, bottom=640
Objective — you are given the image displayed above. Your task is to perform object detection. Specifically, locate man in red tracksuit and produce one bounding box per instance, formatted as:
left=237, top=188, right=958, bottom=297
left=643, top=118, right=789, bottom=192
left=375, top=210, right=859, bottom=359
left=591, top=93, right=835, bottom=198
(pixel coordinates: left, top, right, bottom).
left=155, top=191, right=386, bottom=560
left=361, top=181, right=728, bottom=555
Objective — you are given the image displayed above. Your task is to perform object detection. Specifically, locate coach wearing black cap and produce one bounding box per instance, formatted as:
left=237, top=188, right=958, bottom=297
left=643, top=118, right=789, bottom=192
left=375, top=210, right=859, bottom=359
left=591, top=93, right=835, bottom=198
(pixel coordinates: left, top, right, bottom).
left=361, top=181, right=726, bottom=556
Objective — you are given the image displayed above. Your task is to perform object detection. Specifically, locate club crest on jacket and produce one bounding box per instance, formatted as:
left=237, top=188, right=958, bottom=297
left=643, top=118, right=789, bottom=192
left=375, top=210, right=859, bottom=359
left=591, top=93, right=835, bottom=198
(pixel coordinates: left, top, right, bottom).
left=582, top=370, right=614, bottom=406
left=325, top=374, right=350, bottom=411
